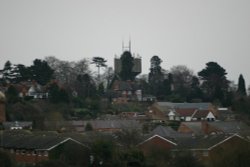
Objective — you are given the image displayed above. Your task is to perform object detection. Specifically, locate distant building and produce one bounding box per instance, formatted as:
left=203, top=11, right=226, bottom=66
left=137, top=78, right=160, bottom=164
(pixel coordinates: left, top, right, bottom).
left=0, top=133, right=89, bottom=165
left=114, top=55, right=141, bottom=77
left=3, top=121, right=32, bottom=130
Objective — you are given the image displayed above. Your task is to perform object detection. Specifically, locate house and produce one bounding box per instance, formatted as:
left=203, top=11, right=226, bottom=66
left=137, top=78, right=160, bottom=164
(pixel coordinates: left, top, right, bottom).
left=3, top=121, right=32, bottom=130
left=148, top=102, right=217, bottom=122
left=216, top=108, right=235, bottom=121
left=86, top=120, right=142, bottom=133
left=150, top=125, right=192, bottom=139
left=27, top=82, right=48, bottom=99
left=192, top=110, right=216, bottom=121
left=175, top=108, right=197, bottom=121
left=119, top=112, right=138, bottom=119
left=146, top=104, right=167, bottom=123
left=111, top=80, right=141, bottom=103
left=0, top=132, right=90, bottom=165
left=208, top=121, right=250, bottom=134
left=177, top=121, right=250, bottom=135
left=178, top=122, right=206, bottom=135
left=174, top=134, right=250, bottom=166
left=138, top=134, right=177, bottom=155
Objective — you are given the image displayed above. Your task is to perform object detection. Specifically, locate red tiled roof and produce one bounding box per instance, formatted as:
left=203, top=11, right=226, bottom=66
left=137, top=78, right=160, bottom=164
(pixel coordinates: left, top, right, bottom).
left=175, top=108, right=197, bottom=117
left=193, top=110, right=210, bottom=118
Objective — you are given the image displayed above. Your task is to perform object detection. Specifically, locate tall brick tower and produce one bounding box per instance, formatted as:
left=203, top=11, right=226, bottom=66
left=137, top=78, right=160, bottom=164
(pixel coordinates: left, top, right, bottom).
left=0, top=91, right=6, bottom=123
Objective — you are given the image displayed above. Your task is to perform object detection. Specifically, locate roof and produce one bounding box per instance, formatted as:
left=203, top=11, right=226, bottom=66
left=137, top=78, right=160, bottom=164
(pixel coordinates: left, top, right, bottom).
left=175, top=134, right=246, bottom=150
left=193, top=110, right=210, bottom=118
left=0, top=132, right=87, bottom=150
left=208, top=121, right=250, bottom=134
left=179, top=122, right=204, bottom=135
left=157, top=102, right=211, bottom=110
left=88, top=120, right=141, bottom=130
left=151, top=125, right=178, bottom=137
left=138, top=134, right=177, bottom=146
left=175, top=108, right=197, bottom=117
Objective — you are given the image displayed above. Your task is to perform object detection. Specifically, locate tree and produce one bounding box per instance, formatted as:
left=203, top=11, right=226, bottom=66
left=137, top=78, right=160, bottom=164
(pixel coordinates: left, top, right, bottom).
left=170, top=65, right=194, bottom=99
left=98, top=82, right=105, bottom=96
left=48, top=82, right=69, bottom=103
left=198, top=62, right=229, bottom=105
left=148, top=55, right=164, bottom=97
left=187, top=76, right=203, bottom=102
left=103, top=67, right=114, bottom=89
left=74, top=74, right=96, bottom=99
left=48, top=82, right=61, bottom=103
left=45, top=56, right=91, bottom=90
left=237, top=74, right=247, bottom=96
left=137, top=74, right=151, bottom=95
left=119, top=51, right=135, bottom=81
left=91, top=57, right=107, bottom=81
left=2, top=61, right=15, bottom=83
left=6, top=85, right=19, bottom=103
left=91, top=139, right=115, bottom=166
left=13, top=64, right=32, bottom=82
left=114, top=128, right=142, bottom=149
left=30, top=59, right=54, bottom=85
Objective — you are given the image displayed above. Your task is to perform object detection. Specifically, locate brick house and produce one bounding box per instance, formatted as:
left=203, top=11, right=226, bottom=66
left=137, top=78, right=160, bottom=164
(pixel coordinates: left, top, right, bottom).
left=174, top=134, right=250, bottom=166
left=148, top=102, right=217, bottom=122
left=138, top=134, right=177, bottom=155
left=0, top=133, right=89, bottom=165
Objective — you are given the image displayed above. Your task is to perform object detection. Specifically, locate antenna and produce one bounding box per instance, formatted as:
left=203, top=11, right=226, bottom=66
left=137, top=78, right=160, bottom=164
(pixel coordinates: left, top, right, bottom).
left=122, top=39, right=124, bottom=52
left=129, top=36, right=131, bottom=52
left=122, top=37, right=132, bottom=52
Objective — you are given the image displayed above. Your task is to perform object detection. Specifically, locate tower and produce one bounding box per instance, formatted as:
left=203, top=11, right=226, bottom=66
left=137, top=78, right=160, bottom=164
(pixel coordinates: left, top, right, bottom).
left=114, top=40, right=141, bottom=80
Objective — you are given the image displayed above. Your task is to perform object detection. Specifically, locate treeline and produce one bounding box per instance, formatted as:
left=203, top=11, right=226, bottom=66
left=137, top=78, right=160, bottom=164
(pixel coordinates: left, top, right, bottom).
left=1, top=53, right=250, bottom=112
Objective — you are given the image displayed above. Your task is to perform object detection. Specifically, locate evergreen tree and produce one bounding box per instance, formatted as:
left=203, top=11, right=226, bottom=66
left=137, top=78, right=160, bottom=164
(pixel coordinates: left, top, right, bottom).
left=48, top=82, right=69, bottom=103
left=237, top=74, right=247, bottom=96
left=98, top=82, right=105, bottom=96
left=198, top=62, right=229, bottom=104
left=6, top=85, right=19, bottom=103
left=30, top=59, right=54, bottom=85
left=2, top=61, right=15, bottom=83
left=119, top=51, right=134, bottom=81
left=91, top=57, right=107, bottom=81
left=187, top=76, right=203, bottom=102
left=148, top=55, right=164, bottom=97
left=74, top=74, right=96, bottom=99
left=48, top=82, right=61, bottom=103
left=13, top=64, right=32, bottom=83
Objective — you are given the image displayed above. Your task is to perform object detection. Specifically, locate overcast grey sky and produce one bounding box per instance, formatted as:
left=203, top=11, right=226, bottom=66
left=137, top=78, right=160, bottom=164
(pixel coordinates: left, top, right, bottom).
left=0, top=0, right=250, bottom=85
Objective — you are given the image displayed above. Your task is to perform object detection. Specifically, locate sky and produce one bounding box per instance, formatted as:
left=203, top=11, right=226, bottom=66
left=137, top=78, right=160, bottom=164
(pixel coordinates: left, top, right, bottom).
left=0, top=0, right=250, bottom=86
